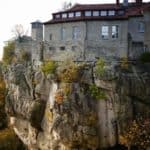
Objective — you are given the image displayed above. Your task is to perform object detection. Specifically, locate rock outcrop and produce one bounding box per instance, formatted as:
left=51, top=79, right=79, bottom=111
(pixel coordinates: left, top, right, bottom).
left=3, top=62, right=150, bottom=150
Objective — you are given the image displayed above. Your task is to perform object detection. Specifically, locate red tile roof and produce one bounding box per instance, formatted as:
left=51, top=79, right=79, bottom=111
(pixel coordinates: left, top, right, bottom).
left=44, top=2, right=150, bottom=25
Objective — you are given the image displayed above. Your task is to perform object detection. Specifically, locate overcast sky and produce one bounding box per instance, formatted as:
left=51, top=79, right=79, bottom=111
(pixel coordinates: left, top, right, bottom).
left=0, top=0, right=149, bottom=60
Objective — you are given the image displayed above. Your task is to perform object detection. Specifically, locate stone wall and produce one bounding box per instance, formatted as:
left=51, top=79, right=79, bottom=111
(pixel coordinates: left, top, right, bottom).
left=44, top=20, right=129, bottom=61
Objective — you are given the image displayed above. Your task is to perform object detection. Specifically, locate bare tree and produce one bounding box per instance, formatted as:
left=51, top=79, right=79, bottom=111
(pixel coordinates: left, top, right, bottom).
left=12, top=24, right=28, bottom=40
left=62, top=1, right=72, bottom=10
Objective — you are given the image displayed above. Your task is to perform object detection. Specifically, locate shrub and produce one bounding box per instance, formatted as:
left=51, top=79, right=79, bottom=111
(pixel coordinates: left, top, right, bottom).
left=0, top=71, right=7, bottom=129
left=41, top=60, right=57, bottom=75
left=120, top=118, right=150, bottom=150
left=54, top=90, right=64, bottom=104
left=89, top=84, right=106, bottom=100
left=120, top=57, right=129, bottom=69
left=3, top=41, right=15, bottom=65
left=95, top=58, right=105, bottom=78
left=139, top=52, right=150, bottom=63
left=58, top=61, right=82, bottom=82
left=0, top=128, right=25, bottom=150
left=21, top=51, right=31, bottom=62
left=30, top=101, right=46, bottom=129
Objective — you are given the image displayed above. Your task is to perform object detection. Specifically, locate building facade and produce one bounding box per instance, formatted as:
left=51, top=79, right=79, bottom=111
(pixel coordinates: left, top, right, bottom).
left=43, top=0, right=150, bottom=61
left=15, top=0, right=150, bottom=62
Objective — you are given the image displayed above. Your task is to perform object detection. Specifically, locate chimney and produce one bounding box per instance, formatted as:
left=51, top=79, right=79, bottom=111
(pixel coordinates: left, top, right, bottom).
left=116, top=0, right=120, bottom=6
left=123, top=0, right=128, bottom=7
left=136, top=0, right=142, bottom=5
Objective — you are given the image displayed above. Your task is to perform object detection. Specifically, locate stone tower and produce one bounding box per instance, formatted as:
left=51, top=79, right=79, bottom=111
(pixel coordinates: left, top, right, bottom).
left=31, top=21, right=43, bottom=41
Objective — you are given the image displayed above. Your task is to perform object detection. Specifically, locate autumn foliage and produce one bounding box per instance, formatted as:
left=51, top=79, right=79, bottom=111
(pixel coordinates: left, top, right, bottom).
left=120, top=118, right=150, bottom=150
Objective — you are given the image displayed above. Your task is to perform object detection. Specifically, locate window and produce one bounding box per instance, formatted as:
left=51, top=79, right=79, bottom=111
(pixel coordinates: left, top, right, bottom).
left=60, top=46, right=65, bottom=50
left=112, top=25, right=119, bottom=39
left=101, top=26, right=109, bottom=39
left=93, top=11, right=99, bottom=16
left=72, top=26, right=80, bottom=40
left=108, top=10, right=115, bottom=16
left=85, top=11, right=92, bottom=16
left=118, top=10, right=125, bottom=16
left=49, top=47, right=55, bottom=50
left=138, top=22, right=144, bottom=33
left=75, top=12, right=81, bottom=17
left=101, top=11, right=107, bottom=16
left=49, top=34, right=52, bottom=40
left=62, top=13, right=67, bottom=18
left=55, top=14, right=60, bottom=19
left=61, top=27, right=66, bottom=40
left=72, top=46, right=77, bottom=51
left=68, top=12, right=74, bottom=18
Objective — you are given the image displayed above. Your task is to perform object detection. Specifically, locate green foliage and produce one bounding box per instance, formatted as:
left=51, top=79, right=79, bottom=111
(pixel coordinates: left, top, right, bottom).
left=0, top=128, right=26, bottom=150
left=21, top=51, right=31, bottom=62
left=95, top=58, right=105, bottom=77
left=139, top=52, right=150, bottom=63
left=3, top=41, right=15, bottom=65
left=41, top=60, right=57, bottom=75
left=89, top=84, right=106, bottom=100
left=120, top=57, right=129, bottom=69
left=30, top=101, right=45, bottom=129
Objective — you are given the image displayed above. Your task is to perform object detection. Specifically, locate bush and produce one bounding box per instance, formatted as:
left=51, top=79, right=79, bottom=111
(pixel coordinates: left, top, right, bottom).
left=41, top=60, right=57, bottom=75
left=0, top=128, right=25, bottom=150
left=3, top=41, right=15, bottom=65
left=58, top=61, right=82, bottom=82
left=120, top=118, right=150, bottom=150
left=21, top=51, right=31, bottom=62
left=139, top=52, right=150, bottom=63
left=30, top=101, right=45, bottom=129
left=120, top=57, right=129, bottom=69
left=95, top=58, right=105, bottom=78
left=89, top=84, right=106, bottom=100
left=0, top=71, right=7, bottom=129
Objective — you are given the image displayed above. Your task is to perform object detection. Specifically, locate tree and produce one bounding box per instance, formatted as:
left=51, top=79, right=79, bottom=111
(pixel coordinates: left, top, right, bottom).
left=11, top=24, right=28, bottom=40
left=61, top=1, right=72, bottom=10
left=3, top=41, right=15, bottom=65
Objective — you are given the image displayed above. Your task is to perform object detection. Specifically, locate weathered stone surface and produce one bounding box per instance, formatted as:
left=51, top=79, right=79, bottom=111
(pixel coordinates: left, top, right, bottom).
left=3, top=62, right=150, bottom=150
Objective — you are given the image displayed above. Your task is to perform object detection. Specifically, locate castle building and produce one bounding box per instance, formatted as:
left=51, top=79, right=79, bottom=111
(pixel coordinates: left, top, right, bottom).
left=16, top=0, right=150, bottom=62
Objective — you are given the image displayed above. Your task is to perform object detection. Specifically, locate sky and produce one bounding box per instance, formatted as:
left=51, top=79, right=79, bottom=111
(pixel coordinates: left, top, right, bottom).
left=0, top=0, right=149, bottom=60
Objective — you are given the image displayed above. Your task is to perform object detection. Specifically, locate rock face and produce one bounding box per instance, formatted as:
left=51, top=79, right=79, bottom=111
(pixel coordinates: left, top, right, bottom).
left=3, top=62, right=150, bottom=150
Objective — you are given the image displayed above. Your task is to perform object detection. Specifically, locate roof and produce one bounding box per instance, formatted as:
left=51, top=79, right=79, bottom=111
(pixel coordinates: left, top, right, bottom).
left=44, top=2, right=150, bottom=25
left=60, top=4, right=120, bottom=12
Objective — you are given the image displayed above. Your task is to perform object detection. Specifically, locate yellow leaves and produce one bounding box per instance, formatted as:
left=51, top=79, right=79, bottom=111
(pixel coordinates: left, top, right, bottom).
left=41, top=60, right=57, bottom=75
left=0, top=128, right=24, bottom=150
left=120, top=118, right=150, bottom=149
left=57, top=61, right=82, bottom=83
left=54, top=90, right=64, bottom=104
left=59, top=65, right=79, bottom=82
left=45, top=110, right=53, bottom=122
left=120, top=57, right=129, bottom=69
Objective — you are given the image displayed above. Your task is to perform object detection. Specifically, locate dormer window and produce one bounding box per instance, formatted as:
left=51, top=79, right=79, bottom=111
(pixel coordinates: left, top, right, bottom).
left=55, top=14, right=60, bottom=19
left=75, top=12, right=81, bottom=17
left=93, top=11, right=99, bottom=16
left=108, top=10, right=115, bottom=16
left=68, top=12, right=74, bottom=18
left=62, top=13, right=67, bottom=18
left=85, top=11, right=92, bottom=17
left=101, top=11, right=107, bottom=16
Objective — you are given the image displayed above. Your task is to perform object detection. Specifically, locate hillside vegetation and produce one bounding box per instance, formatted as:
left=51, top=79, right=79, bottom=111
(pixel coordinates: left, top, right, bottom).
left=0, top=63, right=25, bottom=150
